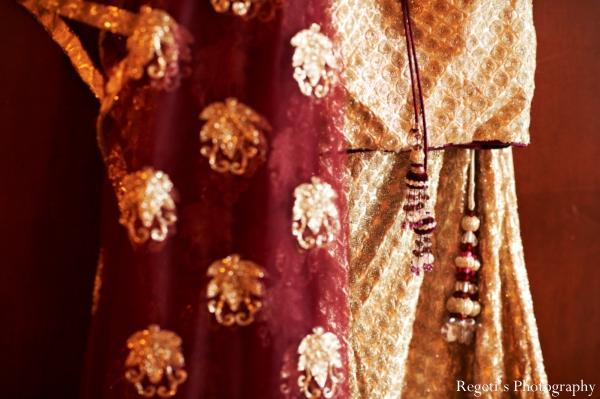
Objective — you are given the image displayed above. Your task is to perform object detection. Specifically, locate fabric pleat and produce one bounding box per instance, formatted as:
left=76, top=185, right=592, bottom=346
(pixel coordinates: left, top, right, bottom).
left=348, top=148, right=549, bottom=399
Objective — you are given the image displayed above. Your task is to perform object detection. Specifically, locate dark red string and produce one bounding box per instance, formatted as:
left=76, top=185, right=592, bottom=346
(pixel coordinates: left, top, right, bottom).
left=401, top=2, right=420, bottom=129
left=401, top=0, right=429, bottom=172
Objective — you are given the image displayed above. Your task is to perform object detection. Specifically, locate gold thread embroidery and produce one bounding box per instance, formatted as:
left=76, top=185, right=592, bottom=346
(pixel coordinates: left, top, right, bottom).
left=118, top=6, right=192, bottom=90
left=91, top=250, right=104, bottom=315
left=199, top=98, right=270, bottom=176
left=39, top=0, right=136, bottom=34
left=118, top=167, right=177, bottom=244
left=18, top=0, right=190, bottom=248
left=292, top=177, right=340, bottom=249
left=291, top=24, right=337, bottom=98
left=105, top=144, right=128, bottom=188
left=102, top=5, right=193, bottom=113
left=125, top=325, right=187, bottom=398
left=18, top=0, right=193, bottom=106
left=209, top=0, right=283, bottom=21
left=206, top=254, right=265, bottom=326
left=297, top=327, right=344, bottom=399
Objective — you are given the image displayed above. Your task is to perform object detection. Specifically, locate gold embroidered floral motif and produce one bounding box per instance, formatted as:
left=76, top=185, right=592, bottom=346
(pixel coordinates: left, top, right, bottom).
left=118, top=167, right=177, bottom=244
left=292, top=177, right=340, bottom=249
left=298, top=327, right=343, bottom=399
left=102, top=5, right=193, bottom=112
left=291, top=24, right=337, bottom=98
left=122, top=6, right=192, bottom=91
left=199, top=98, right=269, bottom=176
left=209, top=0, right=282, bottom=21
left=125, top=325, right=187, bottom=398
left=206, top=254, right=265, bottom=326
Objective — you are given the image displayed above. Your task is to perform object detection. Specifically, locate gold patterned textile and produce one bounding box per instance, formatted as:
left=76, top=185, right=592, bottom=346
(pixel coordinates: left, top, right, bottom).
left=334, top=0, right=537, bottom=151
left=346, top=150, right=443, bottom=397
left=347, top=148, right=548, bottom=398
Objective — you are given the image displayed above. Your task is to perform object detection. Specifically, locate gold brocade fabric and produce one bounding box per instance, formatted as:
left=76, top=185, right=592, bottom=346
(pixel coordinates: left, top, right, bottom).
left=347, top=150, right=443, bottom=397
left=347, top=148, right=548, bottom=398
left=334, top=0, right=536, bottom=150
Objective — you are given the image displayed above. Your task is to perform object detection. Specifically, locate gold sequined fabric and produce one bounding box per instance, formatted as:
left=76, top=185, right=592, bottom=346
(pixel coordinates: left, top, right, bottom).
left=347, top=148, right=548, bottom=398
left=347, top=150, right=443, bottom=397
left=334, top=0, right=536, bottom=150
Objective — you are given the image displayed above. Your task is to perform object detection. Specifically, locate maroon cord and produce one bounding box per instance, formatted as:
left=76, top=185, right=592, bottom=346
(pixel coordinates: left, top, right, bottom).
left=401, top=2, right=419, bottom=129
left=401, top=0, right=429, bottom=171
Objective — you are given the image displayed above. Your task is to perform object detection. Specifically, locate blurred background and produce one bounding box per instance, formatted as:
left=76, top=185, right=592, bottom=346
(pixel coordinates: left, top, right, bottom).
left=513, top=0, right=600, bottom=387
left=0, top=0, right=598, bottom=396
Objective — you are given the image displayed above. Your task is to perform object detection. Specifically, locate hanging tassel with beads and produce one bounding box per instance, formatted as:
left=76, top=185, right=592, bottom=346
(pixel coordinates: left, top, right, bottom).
left=400, top=0, right=437, bottom=276
left=441, top=150, right=482, bottom=344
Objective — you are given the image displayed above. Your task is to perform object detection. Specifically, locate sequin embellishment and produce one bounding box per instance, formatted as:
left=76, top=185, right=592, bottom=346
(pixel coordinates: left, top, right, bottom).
left=291, top=24, right=337, bottom=98
left=199, top=98, right=269, bottom=176
left=103, top=5, right=193, bottom=110
left=207, top=254, right=265, bottom=326
left=122, top=6, right=193, bottom=91
left=292, top=177, right=340, bottom=249
left=209, top=0, right=282, bottom=21
left=297, top=327, right=343, bottom=399
left=125, top=325, right=187, bottom=398
left=118, top=167, right=177, bottom=244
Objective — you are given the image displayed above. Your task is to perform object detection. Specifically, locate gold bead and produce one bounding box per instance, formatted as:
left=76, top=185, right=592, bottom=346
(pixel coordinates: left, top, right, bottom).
left=461, top=215, right=480, bottom=232
left=446, top=297, right=475, bottom=315
left=454, top=256, right=481, bottom=271
left=409, top=148, right=424, bottom=164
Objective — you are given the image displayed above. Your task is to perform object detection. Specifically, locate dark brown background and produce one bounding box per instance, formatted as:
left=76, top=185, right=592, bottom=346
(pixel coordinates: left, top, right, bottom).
left=513, top=0, right=600, bottom=386
left=0, top=0, right=598, bottom=397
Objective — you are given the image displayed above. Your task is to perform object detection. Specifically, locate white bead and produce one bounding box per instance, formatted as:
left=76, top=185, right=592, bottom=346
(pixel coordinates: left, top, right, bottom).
left=441, top=321, right=458, bottom=342
left=461, top=231, right=478, bottom=246
left=455, top=281, right=470, bottom=293
left=422, top=253, right=434, bottom=264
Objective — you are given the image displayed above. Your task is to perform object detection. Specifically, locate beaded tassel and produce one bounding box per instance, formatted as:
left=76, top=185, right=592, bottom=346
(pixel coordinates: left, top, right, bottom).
left=441, top=150, right=482, bottom=344
left=399, top=0, right=437, bottom=276
left=402, top=128, right=436, bottom=276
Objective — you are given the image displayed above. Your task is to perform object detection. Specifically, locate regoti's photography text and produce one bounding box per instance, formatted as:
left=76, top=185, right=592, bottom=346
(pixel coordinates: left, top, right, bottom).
left=457, top=380, right=596, bottom=397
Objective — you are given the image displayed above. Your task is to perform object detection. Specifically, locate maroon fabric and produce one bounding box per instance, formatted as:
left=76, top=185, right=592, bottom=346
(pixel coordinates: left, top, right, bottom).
left=79, top=0, right=350, bottom=398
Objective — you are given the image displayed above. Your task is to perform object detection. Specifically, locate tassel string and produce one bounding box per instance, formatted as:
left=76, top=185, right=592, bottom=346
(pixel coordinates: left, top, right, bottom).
left=401, top=0, right=429, bottom=171
left=468, top=150, right=476, bottom=211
